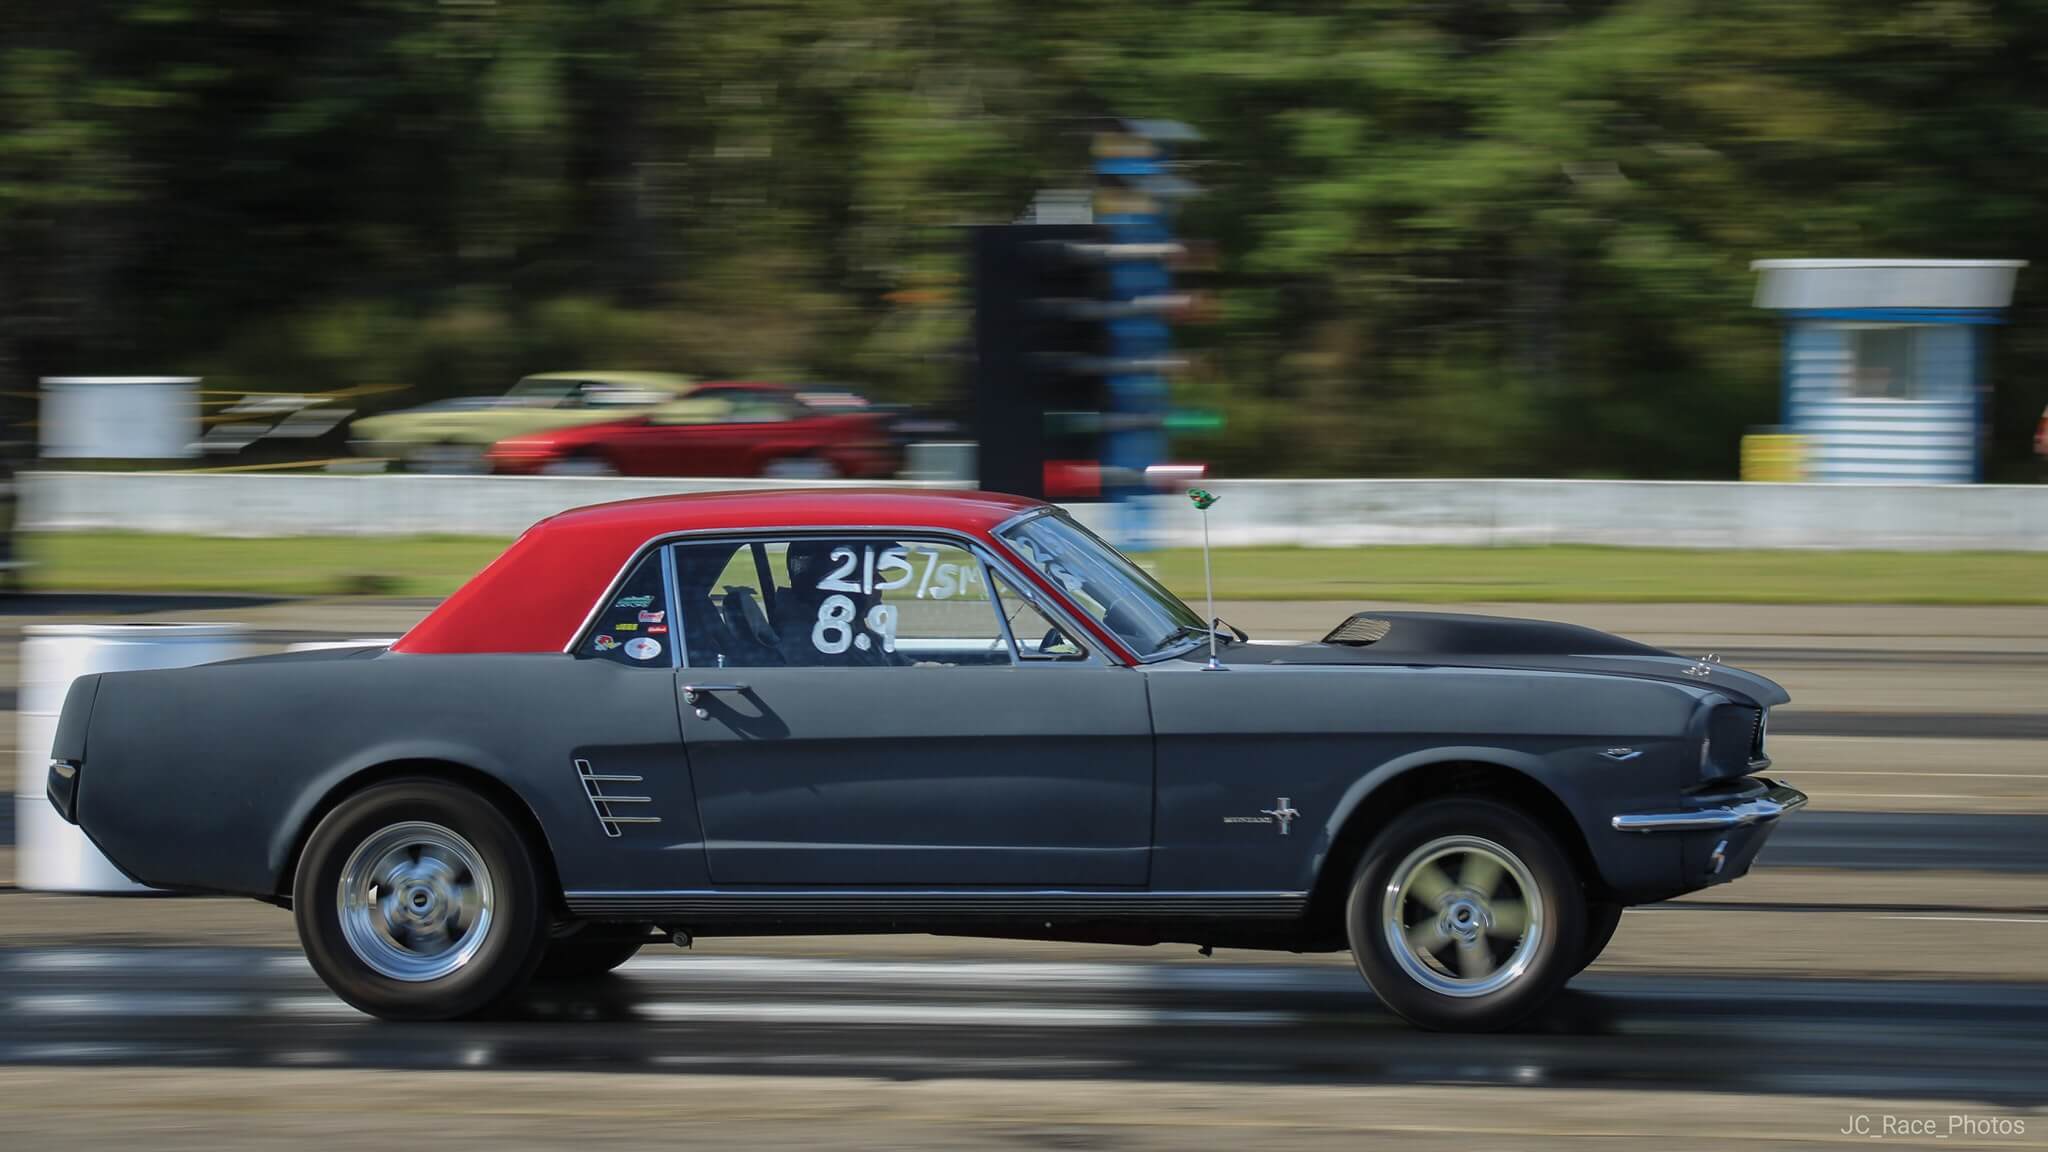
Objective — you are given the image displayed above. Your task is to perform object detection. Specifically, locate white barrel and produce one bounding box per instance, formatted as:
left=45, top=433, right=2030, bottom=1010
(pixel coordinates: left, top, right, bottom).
left=15, top=623, right=254, bottom=893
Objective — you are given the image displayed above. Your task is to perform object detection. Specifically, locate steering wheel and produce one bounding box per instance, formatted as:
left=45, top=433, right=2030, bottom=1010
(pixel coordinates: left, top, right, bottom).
left=1038, top=625, right=1077, bottom=658
left=1099, top=596, right=1142, bottom=642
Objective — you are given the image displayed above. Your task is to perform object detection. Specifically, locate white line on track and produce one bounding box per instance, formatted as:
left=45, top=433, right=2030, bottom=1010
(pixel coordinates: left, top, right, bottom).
left=5, top=951, right=273, bottom=973
left=1844, top=792, right=1998, bottom=801
left=1785, top=770, right=2046, bottom=779
left=268, top=996, right=365, bottom=1018
left=1871, top=915, right=2048, bottom=925
left=11, top=993, right=244, bottom=1016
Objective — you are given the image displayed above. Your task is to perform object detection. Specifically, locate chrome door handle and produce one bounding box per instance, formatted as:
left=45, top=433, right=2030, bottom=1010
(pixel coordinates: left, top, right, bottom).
left=682, top=683, right=749, bottom=704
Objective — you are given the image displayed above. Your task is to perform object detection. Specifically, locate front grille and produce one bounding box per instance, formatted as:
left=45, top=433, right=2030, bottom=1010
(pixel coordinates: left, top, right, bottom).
left=575, top=758, right=660, bottom=838
left=1704, top=705, right=1762, bottom=780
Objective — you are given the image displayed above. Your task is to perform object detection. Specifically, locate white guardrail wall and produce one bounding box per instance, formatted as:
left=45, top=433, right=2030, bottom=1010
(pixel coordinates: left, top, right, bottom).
left=17, top=471, right=2048, bottom=551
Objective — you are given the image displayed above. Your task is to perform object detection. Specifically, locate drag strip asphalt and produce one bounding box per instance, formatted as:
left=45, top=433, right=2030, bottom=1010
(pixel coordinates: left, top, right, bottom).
left=0, top=947, right=2043, bottom=1106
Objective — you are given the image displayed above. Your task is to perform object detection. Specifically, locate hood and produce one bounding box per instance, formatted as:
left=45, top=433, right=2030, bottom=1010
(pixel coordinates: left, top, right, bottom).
left=1205, top=610, right=1789, bottom=707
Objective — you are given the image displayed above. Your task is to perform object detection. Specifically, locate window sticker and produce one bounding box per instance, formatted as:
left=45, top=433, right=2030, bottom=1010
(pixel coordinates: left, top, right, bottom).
left=624, top=637, right=662, bottom=661
left=582, top=549, right=669, bottom=665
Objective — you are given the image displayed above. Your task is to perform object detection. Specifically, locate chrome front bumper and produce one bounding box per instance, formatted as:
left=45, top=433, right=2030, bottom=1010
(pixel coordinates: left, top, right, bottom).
left=1611, top=780, right=1808, bottom=833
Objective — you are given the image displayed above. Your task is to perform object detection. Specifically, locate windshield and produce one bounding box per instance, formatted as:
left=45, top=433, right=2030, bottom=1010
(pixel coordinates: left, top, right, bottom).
left=998, top=512, right=1206, bottom=658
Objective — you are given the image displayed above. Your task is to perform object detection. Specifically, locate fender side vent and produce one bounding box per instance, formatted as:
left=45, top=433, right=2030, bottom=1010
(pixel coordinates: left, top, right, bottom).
left=575, top=758, right=659, bottom=838
left=1324, top=614, right=1393, bottom=646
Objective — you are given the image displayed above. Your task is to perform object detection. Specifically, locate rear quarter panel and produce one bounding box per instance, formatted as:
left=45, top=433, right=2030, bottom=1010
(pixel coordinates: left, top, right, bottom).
left=75, top=652, right=692, bottom=898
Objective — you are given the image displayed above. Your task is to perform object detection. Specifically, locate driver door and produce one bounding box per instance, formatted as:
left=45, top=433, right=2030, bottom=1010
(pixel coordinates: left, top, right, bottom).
left=668, top=534, right=1153, bottom=887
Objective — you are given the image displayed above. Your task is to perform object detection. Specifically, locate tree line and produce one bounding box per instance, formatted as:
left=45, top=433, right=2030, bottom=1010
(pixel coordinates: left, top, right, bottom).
left=4, top=1, right=2045, bottom=478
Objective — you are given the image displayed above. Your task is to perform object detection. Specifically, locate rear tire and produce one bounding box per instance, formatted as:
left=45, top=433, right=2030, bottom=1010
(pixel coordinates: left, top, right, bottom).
left=293, top=779, right=548, bottom=1021
left=535, top=931, right=647, bottom=979
left=1346, top=797, right=1583, bottom=1032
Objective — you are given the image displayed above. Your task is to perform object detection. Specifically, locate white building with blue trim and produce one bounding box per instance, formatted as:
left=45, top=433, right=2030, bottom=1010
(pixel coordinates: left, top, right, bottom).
left=1752, top=259, right=2024, bottom=483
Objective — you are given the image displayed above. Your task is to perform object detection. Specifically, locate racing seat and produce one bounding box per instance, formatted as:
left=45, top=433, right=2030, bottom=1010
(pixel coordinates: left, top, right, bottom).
left=717, top=586, right=784, bottom=666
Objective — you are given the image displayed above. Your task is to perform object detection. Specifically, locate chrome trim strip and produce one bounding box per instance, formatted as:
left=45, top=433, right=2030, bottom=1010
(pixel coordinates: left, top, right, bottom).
left=659, top=542, right=683, bottom=669
left=973, top=543, right=1104, bottom=667
left=990, top=509, right=1180, bottom=665
left=990, top=506, right=1054, bottom=536
left=575, top=757, right=660, bottom=838
left=562, top=889, right=1309, bottom=920
left=1611, top=781, right=1808, bottom=833
left=980, top=550, right=1024, bottom=665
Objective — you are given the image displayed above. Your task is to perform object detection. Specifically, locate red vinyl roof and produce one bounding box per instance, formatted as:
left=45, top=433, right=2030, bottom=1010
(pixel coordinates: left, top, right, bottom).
left=392, top=488, right=1049, bottom=654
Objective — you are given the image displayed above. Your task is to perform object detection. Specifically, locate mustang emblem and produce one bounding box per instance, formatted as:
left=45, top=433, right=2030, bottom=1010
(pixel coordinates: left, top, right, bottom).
left=1601, top=747, right=1644, bottom=761
left=1224, top=796, right=1301, bottom=835
left=1261, top=797, right=1301, bottom=835
left=1683, top=652, right=1722, bottom=678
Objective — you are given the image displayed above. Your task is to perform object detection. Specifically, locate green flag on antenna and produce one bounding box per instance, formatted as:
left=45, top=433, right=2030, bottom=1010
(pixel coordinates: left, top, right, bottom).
left=1187, top=488, right=1217, bottom=510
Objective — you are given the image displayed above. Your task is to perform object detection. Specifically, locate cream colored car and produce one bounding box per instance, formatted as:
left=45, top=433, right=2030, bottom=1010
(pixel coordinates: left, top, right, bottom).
left=350, top=371, right=696, bottom=472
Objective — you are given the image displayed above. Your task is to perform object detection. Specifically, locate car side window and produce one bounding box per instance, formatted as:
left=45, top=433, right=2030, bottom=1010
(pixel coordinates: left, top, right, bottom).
left=726, top=394, right=797, bottom=423
left=669, top=537, right=1014, bottom=668
left=576, top=550, right=671, bottom=666
left=990, top=569, right=1089, bottom=661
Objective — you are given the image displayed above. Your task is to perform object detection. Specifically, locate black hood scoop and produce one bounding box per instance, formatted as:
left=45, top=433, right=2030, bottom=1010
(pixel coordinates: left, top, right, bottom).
left=1320, top=610, right=1668, bottom=658
left=1211, top=610, right=1789, bottom=708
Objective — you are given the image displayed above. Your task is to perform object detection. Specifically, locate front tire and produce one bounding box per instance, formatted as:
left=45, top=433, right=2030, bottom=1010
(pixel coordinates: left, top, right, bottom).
left=1346, top=797, right=1583, bottom=1032
left=293, top=779, right=548, bottom=1021
left=1575, top=901, right=1624, bottom=978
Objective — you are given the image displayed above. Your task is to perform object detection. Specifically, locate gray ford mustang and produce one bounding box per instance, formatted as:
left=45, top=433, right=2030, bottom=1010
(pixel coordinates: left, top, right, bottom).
left=45, top=488, right=1803, bottom=1030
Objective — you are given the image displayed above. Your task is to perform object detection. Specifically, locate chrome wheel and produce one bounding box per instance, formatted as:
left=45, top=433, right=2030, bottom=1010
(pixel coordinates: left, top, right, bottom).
left=1382, top=834, right=1543, bottom=998
left=337, top=821, right=494, bottom=982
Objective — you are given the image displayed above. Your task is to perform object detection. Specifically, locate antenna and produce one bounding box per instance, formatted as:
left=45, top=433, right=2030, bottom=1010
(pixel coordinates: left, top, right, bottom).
left=1188, top=487, right=1223, bottom=671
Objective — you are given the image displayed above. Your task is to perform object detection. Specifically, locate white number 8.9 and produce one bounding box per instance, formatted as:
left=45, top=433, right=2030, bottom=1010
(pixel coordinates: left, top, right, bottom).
left=812, top=594, right=856, bottom=654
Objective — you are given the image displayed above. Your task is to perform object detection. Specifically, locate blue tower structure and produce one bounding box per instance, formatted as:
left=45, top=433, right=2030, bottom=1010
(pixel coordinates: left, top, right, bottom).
left=1094, top=120, right=1199, bottom=546
left=1752, top=259, right=2024, bottom=483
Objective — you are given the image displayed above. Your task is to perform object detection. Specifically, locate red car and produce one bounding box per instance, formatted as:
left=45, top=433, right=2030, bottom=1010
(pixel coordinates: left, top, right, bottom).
left=487, top=382, right=899, bottom=479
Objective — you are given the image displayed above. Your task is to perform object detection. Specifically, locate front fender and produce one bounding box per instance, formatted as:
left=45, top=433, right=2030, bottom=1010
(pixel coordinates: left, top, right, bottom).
left=1308, top=744, right=1555, bottom=878
left=1144, top=663, right=1698, bottom=900
left=1303, top=743, right=1684, bottom=902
